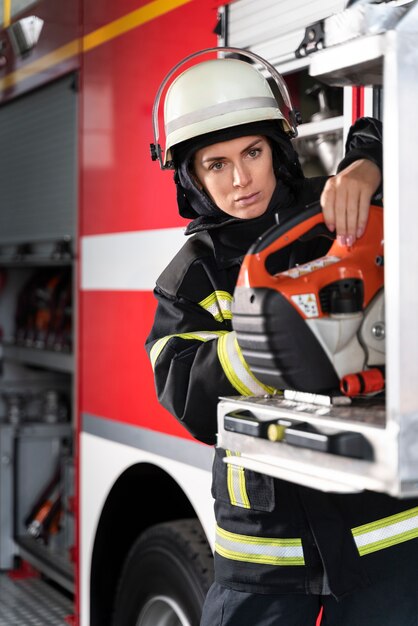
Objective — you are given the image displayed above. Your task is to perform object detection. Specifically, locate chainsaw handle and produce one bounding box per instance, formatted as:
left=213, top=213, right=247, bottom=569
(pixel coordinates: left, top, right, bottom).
left=249, top=202, right=331, bottom=257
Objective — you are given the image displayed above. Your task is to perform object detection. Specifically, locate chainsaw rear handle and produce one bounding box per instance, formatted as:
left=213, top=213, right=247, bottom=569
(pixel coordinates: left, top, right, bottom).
left=248, top=202, right=331, bottom=258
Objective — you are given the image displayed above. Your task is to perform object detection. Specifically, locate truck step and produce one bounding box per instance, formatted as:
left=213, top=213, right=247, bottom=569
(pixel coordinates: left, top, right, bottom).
left=0, top=573, right=73, bottom=625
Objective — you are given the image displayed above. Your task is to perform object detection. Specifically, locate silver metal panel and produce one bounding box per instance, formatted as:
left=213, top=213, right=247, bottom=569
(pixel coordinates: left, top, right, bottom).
left=310, top=2, right=418, bottom=495
left=383, top=18, right=418, bottom=490
left=293, top=115, right=344, bottom=138
left=14, top=424, right=74, bottom=591
left=0, top=425, right=15, bottom=569
left=218, top=397, right=398, bottom=495
left=16, top=536, right=74, bottom=593
left=309, top=33, right=386, bottom=86
left=16, top=423, right=72, bottom=537
left=3, top=345, right=74, bottom=374
left=62, top=457, right=74, bottom=559
left=0, top=74, right=77, bottom=245
left=0, top=573, right=73, bottom=625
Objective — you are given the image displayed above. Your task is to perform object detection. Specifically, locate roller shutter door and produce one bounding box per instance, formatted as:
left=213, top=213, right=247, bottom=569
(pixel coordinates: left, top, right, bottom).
left=0, top=74, right=77, bottom=245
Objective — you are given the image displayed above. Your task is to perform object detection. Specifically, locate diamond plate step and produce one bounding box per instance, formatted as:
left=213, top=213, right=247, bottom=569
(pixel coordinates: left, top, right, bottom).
left=0, top=574, right=74, bottom=625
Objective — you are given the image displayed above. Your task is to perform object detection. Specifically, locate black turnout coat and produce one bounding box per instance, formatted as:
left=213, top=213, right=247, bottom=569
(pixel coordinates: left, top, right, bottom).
left=146, top=119, right=418, bottom=599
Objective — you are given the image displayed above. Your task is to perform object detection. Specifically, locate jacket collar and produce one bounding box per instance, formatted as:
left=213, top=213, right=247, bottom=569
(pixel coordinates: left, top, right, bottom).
left=206, top=180, right=298, bottom=269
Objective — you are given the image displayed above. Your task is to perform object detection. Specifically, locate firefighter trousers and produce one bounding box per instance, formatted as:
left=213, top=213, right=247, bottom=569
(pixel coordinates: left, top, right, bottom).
left=200, top=577, right=418, bottom=626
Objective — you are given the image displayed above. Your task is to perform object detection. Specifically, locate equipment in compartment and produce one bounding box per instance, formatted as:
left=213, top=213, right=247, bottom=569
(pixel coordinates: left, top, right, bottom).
left=294, top=83, right=343, bottom=175
left=25, top=466, right=62, bottom=543
left=15, top=423, right=74, bottom=586
left=0, top=243, right=74, bottom=588
left=41, top=389, right=69, bottom=423
left=14, top=268, right=72, bottom=352
left=1, top=389, right=69, bottom=424
left=1, top=392, right=28, bottom=424
left=23, top=452, right=74, bottom=556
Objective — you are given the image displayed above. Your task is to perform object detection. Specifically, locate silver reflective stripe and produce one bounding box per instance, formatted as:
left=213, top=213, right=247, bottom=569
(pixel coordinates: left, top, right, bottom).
left=166, top=97, right=278, bottom=134
left=217, top=331, right=275, bottom=395
left=352, top=506, right=418, bottom=556
left=199, top=290, right=233, bottom=323
left=215, top=525, right=305, bottom=566
left=226, top=450, right=250, bottom=509
left=150, top=330, right=227, bottom=370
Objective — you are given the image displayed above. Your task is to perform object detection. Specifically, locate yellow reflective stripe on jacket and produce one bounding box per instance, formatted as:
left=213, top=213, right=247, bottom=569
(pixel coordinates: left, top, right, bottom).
left=199, top=290, right=233, bottom=322
left=217, top=331, right=275, bottom=396
left=215, top=525, right=305, bottom=566
left=352, top=506, right=418, bottom=556
left=226, top=450, right=250, bottom=509
left=150, top=331, right=227, bottom=370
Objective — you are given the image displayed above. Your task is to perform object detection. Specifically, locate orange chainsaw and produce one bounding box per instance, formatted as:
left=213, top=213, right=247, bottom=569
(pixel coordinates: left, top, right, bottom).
left=232, top=203, right=385, bottom=396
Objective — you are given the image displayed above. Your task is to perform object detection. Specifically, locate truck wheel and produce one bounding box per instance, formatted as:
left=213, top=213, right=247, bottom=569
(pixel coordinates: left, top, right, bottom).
left=112, top=518, right=214, bottom=626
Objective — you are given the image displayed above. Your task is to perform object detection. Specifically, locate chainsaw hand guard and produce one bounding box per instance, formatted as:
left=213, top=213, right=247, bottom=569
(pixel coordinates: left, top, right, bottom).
left=250, top=202, right=332, bottom=256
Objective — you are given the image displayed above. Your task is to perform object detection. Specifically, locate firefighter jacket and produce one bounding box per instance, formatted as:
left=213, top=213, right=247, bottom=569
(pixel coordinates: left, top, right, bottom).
left=146, top=118, right=418, bottom=599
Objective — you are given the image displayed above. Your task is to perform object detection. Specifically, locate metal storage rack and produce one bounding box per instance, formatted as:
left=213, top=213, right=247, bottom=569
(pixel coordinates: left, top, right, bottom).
left=0, top=74, right=77, bottom=593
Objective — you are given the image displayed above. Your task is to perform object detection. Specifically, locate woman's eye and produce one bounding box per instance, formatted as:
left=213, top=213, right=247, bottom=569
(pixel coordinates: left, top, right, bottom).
left=248, top=148, right=261, bottom=158
left=210, top=162, right=224, bottom=171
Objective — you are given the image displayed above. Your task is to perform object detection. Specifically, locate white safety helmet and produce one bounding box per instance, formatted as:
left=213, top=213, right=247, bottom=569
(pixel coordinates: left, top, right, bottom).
left=151, top=47, right=301, bottom=169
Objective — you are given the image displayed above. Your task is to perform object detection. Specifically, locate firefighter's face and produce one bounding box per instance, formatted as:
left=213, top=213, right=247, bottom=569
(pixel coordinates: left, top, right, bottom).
left=193, top=135, right=276, bottom=219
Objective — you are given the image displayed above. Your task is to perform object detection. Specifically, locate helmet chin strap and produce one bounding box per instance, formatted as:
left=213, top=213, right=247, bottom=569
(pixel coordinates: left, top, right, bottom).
left=150, top=47, right=302, bottom=170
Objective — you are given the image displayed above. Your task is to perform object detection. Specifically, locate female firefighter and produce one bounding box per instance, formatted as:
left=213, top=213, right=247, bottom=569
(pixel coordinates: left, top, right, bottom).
left=146, top=51, right=418, bottom=626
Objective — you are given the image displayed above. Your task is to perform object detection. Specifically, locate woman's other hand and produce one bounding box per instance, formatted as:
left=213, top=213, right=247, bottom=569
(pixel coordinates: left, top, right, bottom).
left=320, top=158, right=382, bottom=246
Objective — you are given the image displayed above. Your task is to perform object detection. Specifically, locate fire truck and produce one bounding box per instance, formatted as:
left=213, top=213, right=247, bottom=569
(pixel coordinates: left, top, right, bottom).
left=0, top=0, right=399, bottom=624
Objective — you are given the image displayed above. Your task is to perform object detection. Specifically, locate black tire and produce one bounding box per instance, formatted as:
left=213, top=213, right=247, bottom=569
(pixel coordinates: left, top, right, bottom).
left=112, top=518, right=214, bottom=626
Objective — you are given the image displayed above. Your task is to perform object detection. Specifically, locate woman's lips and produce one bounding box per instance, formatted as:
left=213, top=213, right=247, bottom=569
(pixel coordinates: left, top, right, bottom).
left=235, top=192, right=260, bottom=207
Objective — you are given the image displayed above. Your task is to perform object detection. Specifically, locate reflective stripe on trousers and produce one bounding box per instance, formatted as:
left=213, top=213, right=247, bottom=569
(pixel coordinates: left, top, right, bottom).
left=225, top=450, right=250, bottom=509
left=215, top=505, right=418, bottom=566
left=215, top=525, right=305, bottom=566
left=352, top=505, right=418, bottom=555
